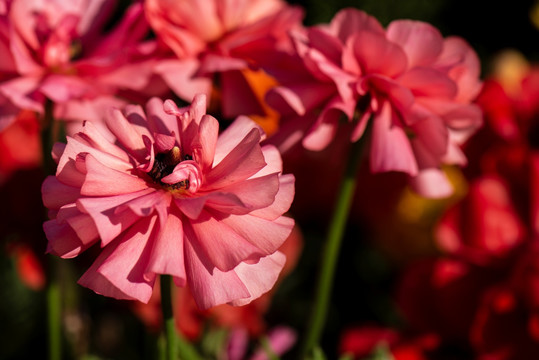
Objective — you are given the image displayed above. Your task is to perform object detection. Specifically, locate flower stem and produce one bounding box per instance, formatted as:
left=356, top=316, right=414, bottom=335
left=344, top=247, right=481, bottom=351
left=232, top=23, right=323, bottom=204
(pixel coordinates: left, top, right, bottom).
left=161, top=275, right=178, bottom=360
left=301, top=137, right=366, bottom=358
left=160, top=276, right=204, bottom=360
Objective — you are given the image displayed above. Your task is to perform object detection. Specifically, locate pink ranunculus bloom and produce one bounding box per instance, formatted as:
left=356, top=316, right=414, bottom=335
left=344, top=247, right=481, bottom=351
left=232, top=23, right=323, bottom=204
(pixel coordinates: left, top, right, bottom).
left=267, top=8, right=483, bottom=197
left=41, top=94, right=295, bottom=309
left=0, top=0, right=160, bottom=130
left=144, top=0, right=304, bottom=119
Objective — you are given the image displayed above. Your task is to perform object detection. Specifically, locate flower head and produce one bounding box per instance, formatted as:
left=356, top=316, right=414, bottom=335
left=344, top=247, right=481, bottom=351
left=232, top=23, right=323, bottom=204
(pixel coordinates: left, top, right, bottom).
left=0, top=0, right=159, bottom=129
left=267, top=8, right=483, bottom=197
left=42, top=94, right=295, bottom=309
left=145, top=0, right=304, bottom=119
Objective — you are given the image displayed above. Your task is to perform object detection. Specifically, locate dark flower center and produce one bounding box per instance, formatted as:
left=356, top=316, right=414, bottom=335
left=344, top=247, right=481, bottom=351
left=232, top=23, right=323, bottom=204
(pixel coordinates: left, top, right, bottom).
left=147, top=146, right=191, bottom=191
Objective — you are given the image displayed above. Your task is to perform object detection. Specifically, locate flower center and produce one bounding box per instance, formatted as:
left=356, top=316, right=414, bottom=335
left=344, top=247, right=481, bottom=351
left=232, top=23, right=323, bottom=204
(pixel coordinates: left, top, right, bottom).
left=147, top=146, right=192, bottom=191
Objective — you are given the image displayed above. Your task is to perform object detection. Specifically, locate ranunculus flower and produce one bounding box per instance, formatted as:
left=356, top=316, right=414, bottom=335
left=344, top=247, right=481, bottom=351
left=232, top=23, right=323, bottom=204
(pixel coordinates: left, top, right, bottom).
left=145, top=0, right=304, bottom=120
left=267, top=8, right=483, bottom=197
left=0, top=0, right=160, bottom=130
left=41, top=94, right=295, bottom=309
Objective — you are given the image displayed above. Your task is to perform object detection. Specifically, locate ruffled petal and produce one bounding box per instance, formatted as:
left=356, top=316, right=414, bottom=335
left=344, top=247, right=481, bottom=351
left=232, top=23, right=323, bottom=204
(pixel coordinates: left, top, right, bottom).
left=189, top=210, right=266, bottom=272
left=184, top=233, right=250, bottom=310
left=78, top=216, right=158, bottom=303
left=369, top=101, right=418, bottom=175
left=220, top=214, right=294, bottom=254
left=145, top=213, right=186, bottom=284
left=80, top=153, right=148, bottom=196
left=77, top=189, right=154, bottom=246
left=228, top=251, right=286, bottom=306
left=205, top=128, right=266, bottom=189
left=386, top=20, right=444, bottom=68
left=42, top=176, right=81, bottom=210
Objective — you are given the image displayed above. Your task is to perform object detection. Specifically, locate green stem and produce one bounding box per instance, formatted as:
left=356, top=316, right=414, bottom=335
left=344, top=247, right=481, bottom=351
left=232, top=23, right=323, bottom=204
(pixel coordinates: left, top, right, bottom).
left=161, top=275, right=177, bottom=360
left=301, top=137, right=366, bottom=358
left=160, top=276, right=204, bottom=360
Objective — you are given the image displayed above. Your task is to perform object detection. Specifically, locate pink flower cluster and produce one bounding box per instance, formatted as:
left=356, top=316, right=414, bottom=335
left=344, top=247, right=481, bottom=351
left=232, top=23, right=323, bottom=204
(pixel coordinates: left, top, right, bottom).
left=18, top=0, right=483, bottom=313
left=268, top=8, right=482, bottom=197
left=0, top=0, right=158, bottom=130
left=42, top=94, right=295, bottom=309
left=145, top=0, right=304, bottom=119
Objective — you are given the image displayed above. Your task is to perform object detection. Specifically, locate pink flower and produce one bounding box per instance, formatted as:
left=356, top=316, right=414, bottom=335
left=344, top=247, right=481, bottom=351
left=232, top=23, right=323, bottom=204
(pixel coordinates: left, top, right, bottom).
left=0, top=0, right=159, bottom=129
left=267, top=8, right=483, bottom=197
left=145, top=0, right=304, bottom=119
left=41, top=94, right=295, bottom=309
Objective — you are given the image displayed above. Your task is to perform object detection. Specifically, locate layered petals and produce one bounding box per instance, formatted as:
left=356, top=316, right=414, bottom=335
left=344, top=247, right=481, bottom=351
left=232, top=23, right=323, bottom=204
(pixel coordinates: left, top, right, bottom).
left=42, top=94, right=295, bottom=308
left=268, top=8, right=482, bottom=197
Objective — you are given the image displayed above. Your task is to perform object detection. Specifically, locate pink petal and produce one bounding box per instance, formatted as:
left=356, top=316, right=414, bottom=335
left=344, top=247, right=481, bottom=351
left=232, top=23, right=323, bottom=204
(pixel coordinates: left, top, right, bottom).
left=386, top=20, right=444, bottom=68
left=409, top=168, right=453, bottom=198
left=251, top=145, right=283, bottom=177
left=199, top=54, right=248, bottom=74
left=184, top=234, right=250, bottom=310
left=249, top=174, right=295, bottom=220
left=44, top=220, right=89, bottom=258
left=155, top=59, right=212, bottom=102
left=145, top=97, right=180, bottom=139
left=105, top=108, right=148, bottom=160
left=193, top=114, right=219, bottom=171
left=205, top=128, right=266, bottom=190
left=306, top=27, right=343, bottom=66
left=302, top=97, right=346, bottom=151
left=266, top=82, right=339, bottom=117
left=398, top=67, right=457, bottom=99
left=77, top=189, right=154, bottom=246
left=174, top=196, right=208, bottom=220
left=360, top=74, right=414, bottom=113
left=80, top=154, right=148, bottom=196
left=197, top=192, right=247, bottom=214
left=228, top=251, right=286, bottom=306
left=369, top=101, right=418, bottom=175
left=214, top=116, right=265, bottom=164
left=409, top=114, right=449, bottom=168
left=56, top=204, right=100, bottom=245
left=189, top=210, right=266, bottom=272
left=329, top=8, right=384, bottom=43
left=145, top=213, right=186, bottom=284
left=216, top=173, right=280, bottom=211
left=39, top=75, right=91, bottom=103
left=0, top=76, right=43, bottom=112
left=78, top=216, right=158, bottom=303
left=351, top=31, right=408, bottom=78
left=77, top=121, right=131, bottom=162
left=42, top=176, right=81, bottom=210
left=220, top=214, right=294, bottom=255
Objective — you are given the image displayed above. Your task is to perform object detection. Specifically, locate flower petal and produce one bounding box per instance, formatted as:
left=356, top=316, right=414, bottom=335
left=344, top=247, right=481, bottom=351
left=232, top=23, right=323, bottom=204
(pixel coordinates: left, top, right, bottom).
left=184, top=233, right=250, bottom=310
left=80, top=153, right=148, bottom=196
left=229, top=251, right=286, bottom=306
left=78, top=216, right=158, bottom=303
left=189, top=210, right=266, bottom=272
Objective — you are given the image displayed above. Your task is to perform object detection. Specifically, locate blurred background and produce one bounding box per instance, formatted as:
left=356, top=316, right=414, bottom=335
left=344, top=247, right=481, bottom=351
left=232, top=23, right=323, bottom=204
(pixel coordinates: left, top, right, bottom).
left=1, top=0, right=538, bottom=359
